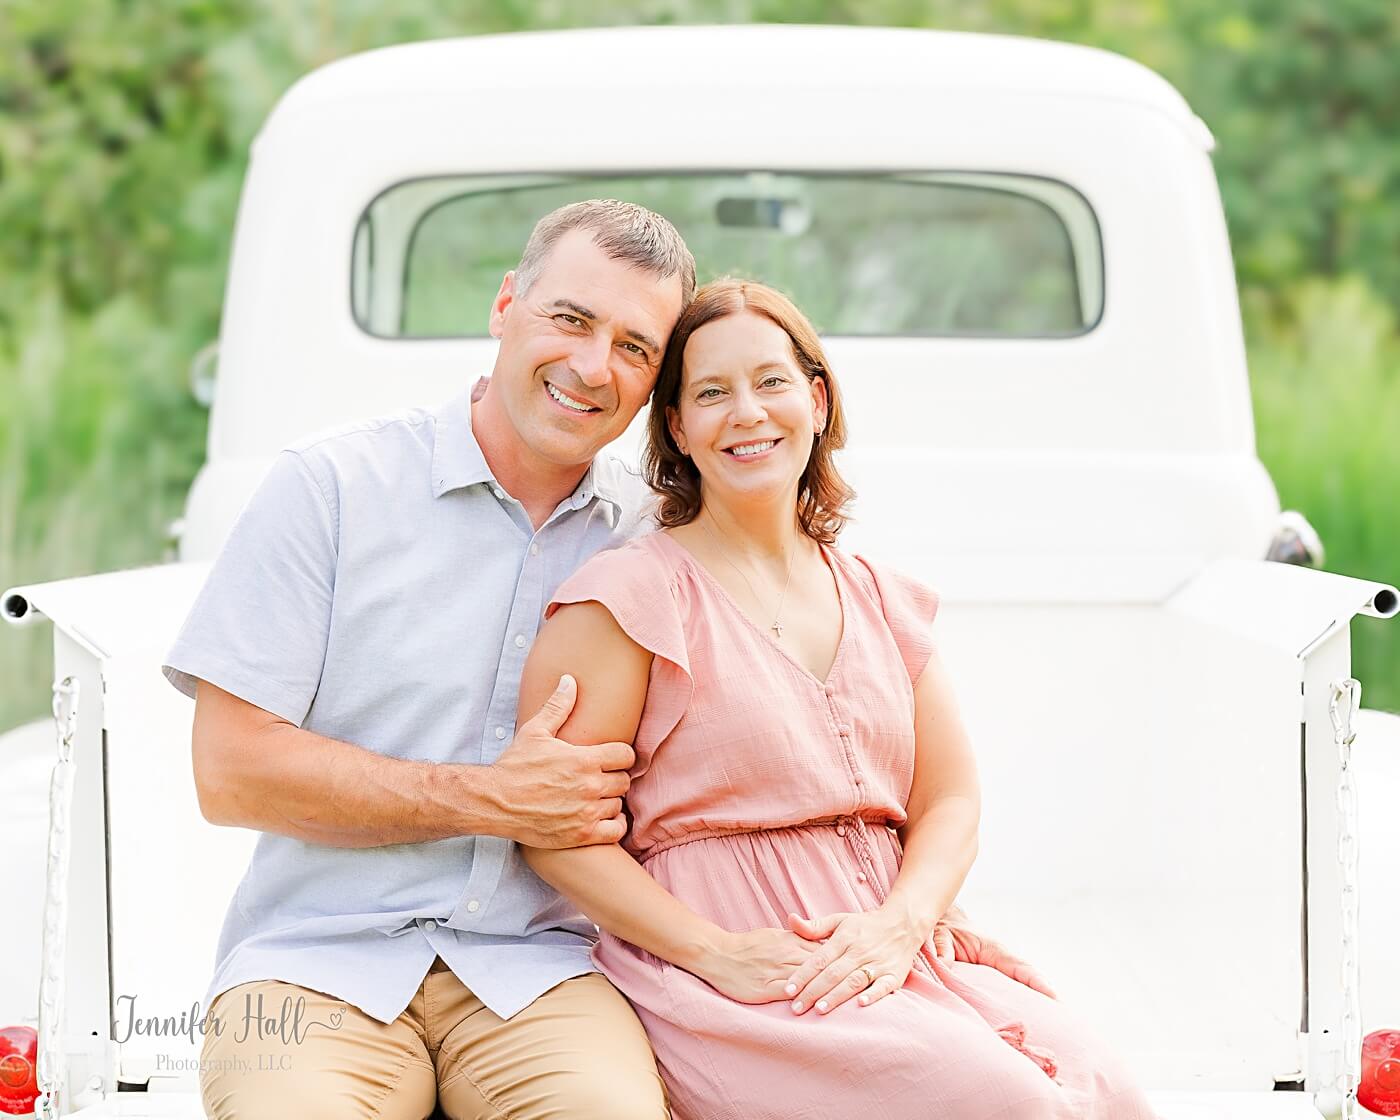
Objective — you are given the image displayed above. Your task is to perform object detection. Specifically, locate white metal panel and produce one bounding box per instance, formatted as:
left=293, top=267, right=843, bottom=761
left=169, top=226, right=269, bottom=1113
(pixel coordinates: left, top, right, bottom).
left=102, top=650, right=258, bottom=1088
left=1, top=565, right=212, bottom=659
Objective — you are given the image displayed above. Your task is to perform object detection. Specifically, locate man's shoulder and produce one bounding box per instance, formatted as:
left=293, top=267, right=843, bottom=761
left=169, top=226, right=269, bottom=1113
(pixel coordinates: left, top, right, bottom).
left=282, top=403, right=438, bottom=494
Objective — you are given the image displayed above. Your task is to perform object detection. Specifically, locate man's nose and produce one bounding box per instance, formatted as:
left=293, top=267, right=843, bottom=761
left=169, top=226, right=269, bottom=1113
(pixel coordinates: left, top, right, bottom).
left=570, top=335, right=612, bottom=387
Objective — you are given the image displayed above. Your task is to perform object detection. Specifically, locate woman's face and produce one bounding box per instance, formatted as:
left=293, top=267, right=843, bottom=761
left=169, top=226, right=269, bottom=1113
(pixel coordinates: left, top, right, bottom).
left=667, top=310, right=828, bottom=509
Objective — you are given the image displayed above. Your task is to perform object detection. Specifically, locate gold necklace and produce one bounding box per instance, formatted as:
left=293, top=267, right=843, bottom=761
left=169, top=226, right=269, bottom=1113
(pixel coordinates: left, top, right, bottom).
left=697, top=514, right=798, bottom=639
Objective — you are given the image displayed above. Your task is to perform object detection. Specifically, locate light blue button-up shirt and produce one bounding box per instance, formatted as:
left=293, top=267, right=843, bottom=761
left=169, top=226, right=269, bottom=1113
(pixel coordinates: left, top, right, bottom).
left=162, top=380, right=652, bottom=1023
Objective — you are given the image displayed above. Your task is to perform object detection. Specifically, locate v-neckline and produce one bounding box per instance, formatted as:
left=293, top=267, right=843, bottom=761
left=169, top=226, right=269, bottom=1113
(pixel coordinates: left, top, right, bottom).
left=654, top=529, right=850, bottom=690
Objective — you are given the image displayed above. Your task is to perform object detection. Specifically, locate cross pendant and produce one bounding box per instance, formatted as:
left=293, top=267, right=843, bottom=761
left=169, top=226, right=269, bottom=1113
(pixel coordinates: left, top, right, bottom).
left=771, top=621, right=784, bottom=639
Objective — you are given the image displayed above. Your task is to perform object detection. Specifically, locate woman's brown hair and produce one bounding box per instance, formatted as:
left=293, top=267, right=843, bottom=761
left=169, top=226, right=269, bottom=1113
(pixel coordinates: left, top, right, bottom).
left=644, top=279, right=854, bottom=544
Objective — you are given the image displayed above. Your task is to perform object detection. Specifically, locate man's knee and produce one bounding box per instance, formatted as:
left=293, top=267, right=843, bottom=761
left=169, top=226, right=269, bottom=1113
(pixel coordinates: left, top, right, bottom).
left=545, top=1076, right=669, bottom=1120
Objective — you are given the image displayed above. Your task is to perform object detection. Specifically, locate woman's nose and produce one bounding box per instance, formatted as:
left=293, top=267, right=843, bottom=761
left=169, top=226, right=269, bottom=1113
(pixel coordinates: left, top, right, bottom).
left=730, top=389, right=767, bottom=425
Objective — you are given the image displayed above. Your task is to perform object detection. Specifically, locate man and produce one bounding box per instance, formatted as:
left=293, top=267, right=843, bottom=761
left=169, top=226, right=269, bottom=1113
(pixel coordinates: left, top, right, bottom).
left=165, top=200, right=1046, bottom=1119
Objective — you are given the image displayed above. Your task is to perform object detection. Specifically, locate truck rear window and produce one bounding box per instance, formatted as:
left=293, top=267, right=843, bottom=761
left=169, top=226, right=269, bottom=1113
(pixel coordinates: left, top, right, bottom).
left=352, top=172, right=1103, bottom=339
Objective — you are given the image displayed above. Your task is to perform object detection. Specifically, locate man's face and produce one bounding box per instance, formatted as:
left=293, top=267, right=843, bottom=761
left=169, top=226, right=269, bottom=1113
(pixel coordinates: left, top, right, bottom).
left=487, top=230, right=685, bottom=468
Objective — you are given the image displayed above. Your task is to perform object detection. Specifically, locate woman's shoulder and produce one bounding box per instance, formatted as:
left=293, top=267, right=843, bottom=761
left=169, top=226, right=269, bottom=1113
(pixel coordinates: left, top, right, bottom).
left=832, top=547, right=940, bottom=627
left=548, top=531, right=692, bottom=673
left=551, top=531, right=690, bottom=618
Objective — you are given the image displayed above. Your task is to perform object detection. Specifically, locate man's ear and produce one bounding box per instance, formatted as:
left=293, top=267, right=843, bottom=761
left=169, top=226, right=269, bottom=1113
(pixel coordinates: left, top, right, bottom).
left=488, top=271, right=517, bottom=339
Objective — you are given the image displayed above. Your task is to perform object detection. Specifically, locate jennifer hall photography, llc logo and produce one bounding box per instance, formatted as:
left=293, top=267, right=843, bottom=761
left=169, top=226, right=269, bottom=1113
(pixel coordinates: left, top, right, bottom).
left=113, top=992, right=347, bottom=1074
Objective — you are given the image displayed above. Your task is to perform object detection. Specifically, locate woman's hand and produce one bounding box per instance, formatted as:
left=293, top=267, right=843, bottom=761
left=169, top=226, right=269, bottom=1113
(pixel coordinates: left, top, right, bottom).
left=692, top=927, right=822, bottom=1005
left=782, top=904, right=926, bottom=1015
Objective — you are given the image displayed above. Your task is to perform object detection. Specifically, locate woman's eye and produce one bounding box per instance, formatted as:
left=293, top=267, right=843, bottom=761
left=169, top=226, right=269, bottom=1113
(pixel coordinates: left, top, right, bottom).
left=698, top=387, right=723, bottom=400
left=761, top=375, right=786, bottom=388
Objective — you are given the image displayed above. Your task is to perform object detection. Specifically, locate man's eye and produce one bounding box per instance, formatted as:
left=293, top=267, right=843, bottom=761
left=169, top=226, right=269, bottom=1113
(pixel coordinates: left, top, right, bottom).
left=556, top=314, right=583, bottom=327
left=621, top=342, right=646, bottom=356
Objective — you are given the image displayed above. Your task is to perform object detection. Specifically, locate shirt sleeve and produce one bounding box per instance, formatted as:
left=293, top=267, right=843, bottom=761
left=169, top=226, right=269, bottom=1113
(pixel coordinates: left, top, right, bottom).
left=545, top=541, right=692, bottom=777
left=162, top=449, right=338, bottom=726
left=851, top=554, right=941, bottom=686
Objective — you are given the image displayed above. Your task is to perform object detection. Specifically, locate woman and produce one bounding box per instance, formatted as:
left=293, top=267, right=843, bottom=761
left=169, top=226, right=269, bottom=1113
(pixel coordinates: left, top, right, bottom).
left=516, top=280, right=1157, bottom=1119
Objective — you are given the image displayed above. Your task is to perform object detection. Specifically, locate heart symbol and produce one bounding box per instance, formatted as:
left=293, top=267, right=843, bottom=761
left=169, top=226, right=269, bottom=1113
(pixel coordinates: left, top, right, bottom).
left=328, top=1008, right=345, bottom=1031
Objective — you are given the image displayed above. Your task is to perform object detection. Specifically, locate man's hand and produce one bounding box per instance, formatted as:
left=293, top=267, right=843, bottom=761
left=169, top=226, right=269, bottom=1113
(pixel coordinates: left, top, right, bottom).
left=487, top=675, right=635, bottom=849
left=931, top=904, right=1058, bottom=999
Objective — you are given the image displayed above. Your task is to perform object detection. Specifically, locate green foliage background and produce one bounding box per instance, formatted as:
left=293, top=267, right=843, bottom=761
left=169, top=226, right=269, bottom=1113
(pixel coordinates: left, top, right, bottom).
left=1, top=0, right=1397, bottom=731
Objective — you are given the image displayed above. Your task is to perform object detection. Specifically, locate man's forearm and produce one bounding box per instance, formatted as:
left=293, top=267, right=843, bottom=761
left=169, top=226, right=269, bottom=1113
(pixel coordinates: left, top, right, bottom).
left=201, top=720, right=507, bottom=847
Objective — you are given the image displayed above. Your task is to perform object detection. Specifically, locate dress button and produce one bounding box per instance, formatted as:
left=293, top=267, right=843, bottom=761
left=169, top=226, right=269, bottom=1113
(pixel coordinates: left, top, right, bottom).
left=466, top=900, right=481, bottom=913
left=423, top=918, right=438, bottom=931
left=514, top=634, right=526, bottom=649
left=854, top=776, right=865, bottom=786
left=495, top=726, right=506, bottom=740
left=836, top=825, right=847, bottom=837
left=856, top=872, right=867, bottom=884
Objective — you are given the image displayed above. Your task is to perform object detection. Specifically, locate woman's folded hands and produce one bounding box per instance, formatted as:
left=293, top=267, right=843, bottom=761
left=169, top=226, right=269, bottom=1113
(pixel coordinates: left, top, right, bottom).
left=781, top=904, right=927, bottom=1015
left=691, top=926, right=822, bottom=1004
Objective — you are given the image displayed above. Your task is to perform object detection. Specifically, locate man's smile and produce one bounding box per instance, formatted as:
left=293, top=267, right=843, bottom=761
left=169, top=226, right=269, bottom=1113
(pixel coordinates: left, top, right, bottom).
left=544, top=381, right=603, bottom=414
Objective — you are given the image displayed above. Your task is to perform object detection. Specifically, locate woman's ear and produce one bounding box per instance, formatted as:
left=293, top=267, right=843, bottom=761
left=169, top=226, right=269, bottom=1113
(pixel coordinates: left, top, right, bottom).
left=811, top=373, right=830, bottom=434
left=666, top=405, right=688, bottom=456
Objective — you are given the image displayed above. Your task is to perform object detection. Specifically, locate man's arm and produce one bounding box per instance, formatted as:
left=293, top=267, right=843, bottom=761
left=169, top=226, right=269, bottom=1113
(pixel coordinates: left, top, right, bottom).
left=191, top=676, right=633, bottom=849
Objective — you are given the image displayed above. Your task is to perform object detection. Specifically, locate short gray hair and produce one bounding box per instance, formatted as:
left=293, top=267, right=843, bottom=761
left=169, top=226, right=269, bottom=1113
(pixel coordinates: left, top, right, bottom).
left=514, top=199, right=696, bottom=305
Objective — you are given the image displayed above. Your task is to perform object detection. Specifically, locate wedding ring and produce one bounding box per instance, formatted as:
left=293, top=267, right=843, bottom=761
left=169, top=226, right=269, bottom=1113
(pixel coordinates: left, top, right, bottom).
left=857, top=967, right=876, bottom=988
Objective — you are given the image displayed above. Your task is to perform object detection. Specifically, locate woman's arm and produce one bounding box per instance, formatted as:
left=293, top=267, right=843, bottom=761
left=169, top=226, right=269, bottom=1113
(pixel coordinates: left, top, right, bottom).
left=884, top=644, right=982, bottom=935
left=518, top=600, right=816, bottom=1003
left=783, top=646, right=981, bottom=1014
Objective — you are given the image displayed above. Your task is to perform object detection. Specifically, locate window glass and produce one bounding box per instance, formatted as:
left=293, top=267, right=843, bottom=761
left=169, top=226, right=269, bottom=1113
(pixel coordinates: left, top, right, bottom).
left=353, top=173, right=1102, bottom=338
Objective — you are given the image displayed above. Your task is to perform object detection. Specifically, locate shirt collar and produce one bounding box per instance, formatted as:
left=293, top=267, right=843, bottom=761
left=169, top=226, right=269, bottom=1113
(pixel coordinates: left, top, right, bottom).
left=431, top=377, right=627, bottom=515
left=430, top=382, right=494, bottom=498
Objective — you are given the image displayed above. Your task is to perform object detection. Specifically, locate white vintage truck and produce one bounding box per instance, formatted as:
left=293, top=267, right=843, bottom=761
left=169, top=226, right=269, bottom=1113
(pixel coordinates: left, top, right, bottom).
left=2, top=24, right=1397, bottom=1120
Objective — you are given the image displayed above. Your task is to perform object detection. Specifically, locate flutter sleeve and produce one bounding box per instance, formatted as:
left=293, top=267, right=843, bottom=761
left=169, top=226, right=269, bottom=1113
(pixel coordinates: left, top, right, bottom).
left=852, top=554, right=941, bottom=686
left=545, top=538, right=694, bottom=776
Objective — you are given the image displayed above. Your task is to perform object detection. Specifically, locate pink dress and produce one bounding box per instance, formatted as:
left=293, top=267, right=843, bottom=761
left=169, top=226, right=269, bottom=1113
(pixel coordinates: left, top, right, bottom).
left=546, top=531, right=1157, bottom=1120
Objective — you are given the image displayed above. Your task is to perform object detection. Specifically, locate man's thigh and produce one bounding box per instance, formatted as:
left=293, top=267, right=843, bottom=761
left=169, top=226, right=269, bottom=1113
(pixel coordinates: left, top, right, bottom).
left=200, top=979, right=437, bottom=1120
left=434, top=972, right=668, bottom=1120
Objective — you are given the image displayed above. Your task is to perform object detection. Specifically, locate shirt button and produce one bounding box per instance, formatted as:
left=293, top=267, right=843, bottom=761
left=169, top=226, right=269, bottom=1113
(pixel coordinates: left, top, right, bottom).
left=466, top=900, right=481, bottom=914
left=514, top=634, right=526, bottom=649
left=423, top=919, right=438, bottom=931
left=495, top=726, right=506, bottom=740
left=530, top=542, right=540, bottom=556
left=492, top=487, right=505, bottom=500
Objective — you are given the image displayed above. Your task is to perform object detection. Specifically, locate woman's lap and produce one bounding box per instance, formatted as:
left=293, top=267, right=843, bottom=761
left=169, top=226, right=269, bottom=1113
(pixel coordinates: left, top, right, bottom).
left=625, top=956, right=1156, bottom=1120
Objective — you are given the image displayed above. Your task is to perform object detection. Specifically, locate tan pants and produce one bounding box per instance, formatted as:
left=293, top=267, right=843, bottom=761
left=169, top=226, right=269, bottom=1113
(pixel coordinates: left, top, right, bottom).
left=200, top=958, right=669, bottom=1119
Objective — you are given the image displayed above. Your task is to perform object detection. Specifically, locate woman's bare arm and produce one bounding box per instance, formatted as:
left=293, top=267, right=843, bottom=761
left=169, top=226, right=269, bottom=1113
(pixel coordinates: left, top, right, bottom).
left=518, top=600, right=816, bottom=1002
left=884, top=645, right=982, bottom=937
